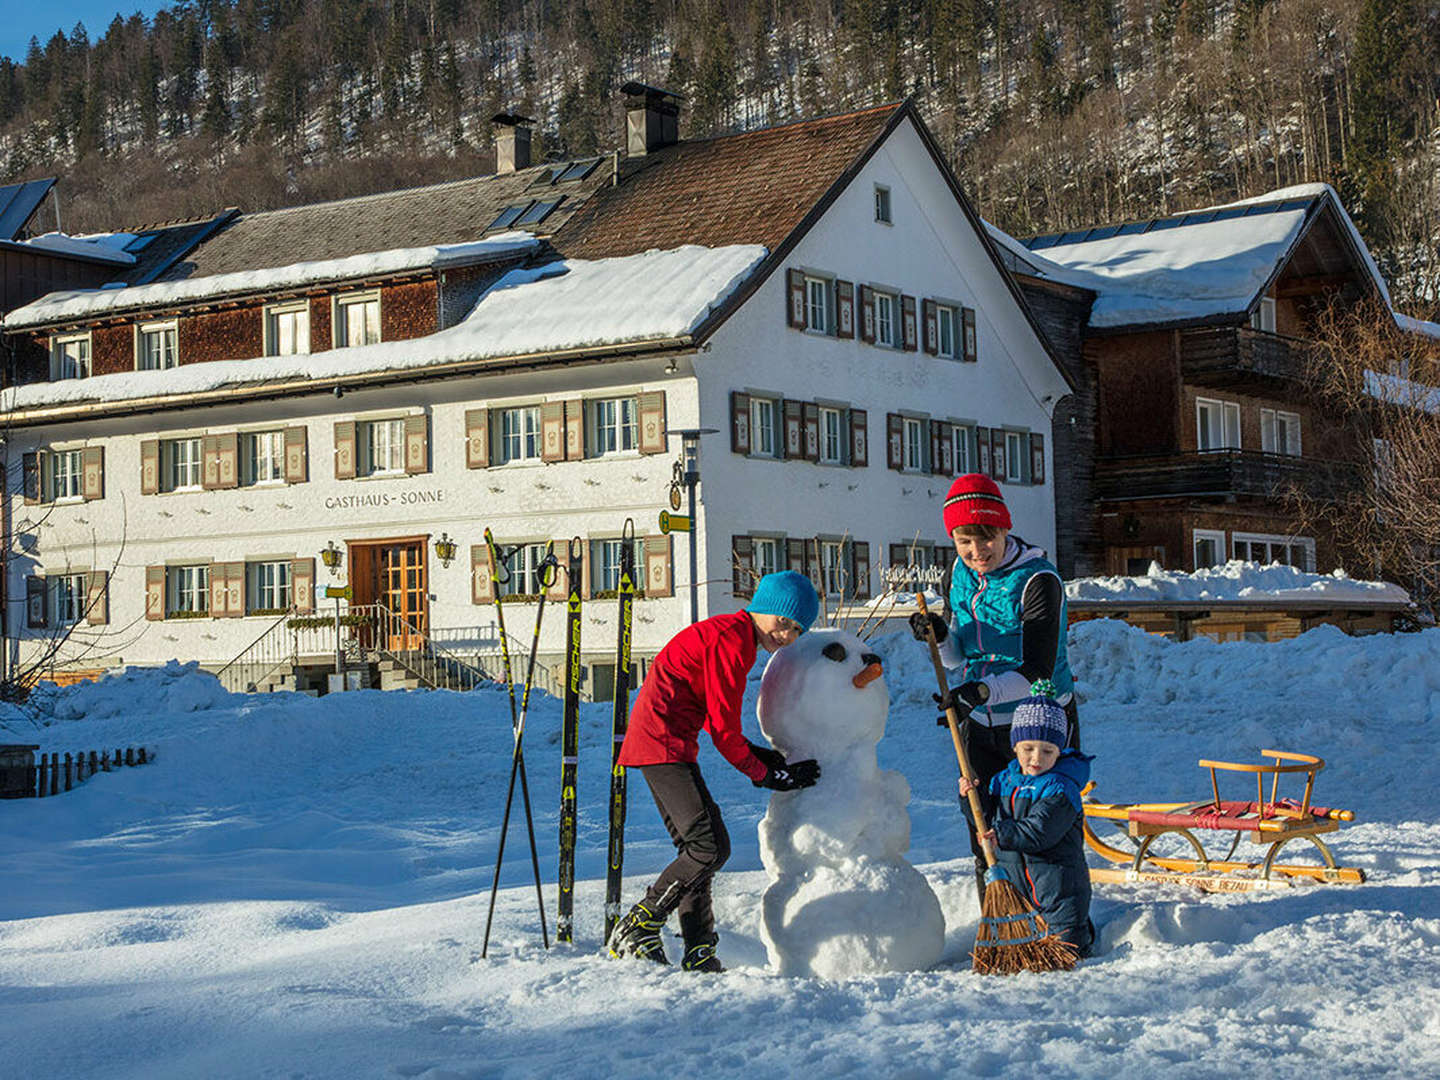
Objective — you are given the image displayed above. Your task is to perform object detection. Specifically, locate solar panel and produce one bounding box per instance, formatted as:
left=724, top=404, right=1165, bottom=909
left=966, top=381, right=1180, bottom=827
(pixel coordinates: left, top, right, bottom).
left=488, top=204, right=531, bottom=231
left=1148, top=217, right=1186, bottom=231
left=1025, top=235, right=1060, bottom=250
left=124, top=233, right=158, bottom=252
left=556, top=158, right=601, bottom=183
left=515, top=197, right=564, bottom=226
left=0, top=177, right=56, bottom=240
left=1116, top=222, right=1149, bottom=235
left=1086, top=224, right=1123, bottom=241
left=1212, top=206, right=1248, bottom=221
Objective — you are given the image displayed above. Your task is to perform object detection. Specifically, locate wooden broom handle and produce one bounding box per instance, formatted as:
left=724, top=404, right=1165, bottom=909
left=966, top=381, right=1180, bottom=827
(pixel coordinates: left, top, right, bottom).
left=916, top=592, right=998, bottom=868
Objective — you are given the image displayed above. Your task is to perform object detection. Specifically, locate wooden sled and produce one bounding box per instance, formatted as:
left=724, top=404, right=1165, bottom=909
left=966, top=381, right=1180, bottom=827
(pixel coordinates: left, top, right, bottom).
left=1083, top=750, right=1365, bottom=893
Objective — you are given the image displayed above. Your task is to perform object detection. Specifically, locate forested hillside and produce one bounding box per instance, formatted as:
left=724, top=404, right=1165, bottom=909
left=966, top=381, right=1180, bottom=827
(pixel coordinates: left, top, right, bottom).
left=1, top=0, right=1435, bottom=309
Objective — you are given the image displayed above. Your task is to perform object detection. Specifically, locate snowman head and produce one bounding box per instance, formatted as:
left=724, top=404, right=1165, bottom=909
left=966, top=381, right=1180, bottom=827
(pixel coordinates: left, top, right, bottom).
left=756, top=627, right=888, bottom=761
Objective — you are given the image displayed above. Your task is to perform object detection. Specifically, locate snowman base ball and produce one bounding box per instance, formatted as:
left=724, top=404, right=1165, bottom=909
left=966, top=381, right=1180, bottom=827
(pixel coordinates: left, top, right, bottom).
left=756, top=628, right=945, bottom=978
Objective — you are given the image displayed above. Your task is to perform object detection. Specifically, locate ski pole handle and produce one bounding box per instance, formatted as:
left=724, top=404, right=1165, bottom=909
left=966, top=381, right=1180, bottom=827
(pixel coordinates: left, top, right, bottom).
left=915, top=592, right=998, bottom=868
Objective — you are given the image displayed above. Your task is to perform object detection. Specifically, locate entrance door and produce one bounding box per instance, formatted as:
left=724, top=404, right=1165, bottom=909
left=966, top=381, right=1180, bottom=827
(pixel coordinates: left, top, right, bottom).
left=379, top=541, right=428, bottom=651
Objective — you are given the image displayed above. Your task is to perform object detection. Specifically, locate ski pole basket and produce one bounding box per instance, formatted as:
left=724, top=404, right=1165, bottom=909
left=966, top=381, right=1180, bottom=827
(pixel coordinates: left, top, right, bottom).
left=1083, top=749, right=1365, bottom=891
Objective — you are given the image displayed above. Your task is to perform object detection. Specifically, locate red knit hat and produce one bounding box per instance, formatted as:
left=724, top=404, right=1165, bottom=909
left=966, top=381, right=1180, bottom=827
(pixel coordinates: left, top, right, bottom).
left=943, top=473, right=1012, bottom=534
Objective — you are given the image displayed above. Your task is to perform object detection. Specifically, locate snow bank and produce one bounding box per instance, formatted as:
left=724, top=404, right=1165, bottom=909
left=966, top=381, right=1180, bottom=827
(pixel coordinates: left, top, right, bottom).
left=1066, top=560, right=1411, bottom=606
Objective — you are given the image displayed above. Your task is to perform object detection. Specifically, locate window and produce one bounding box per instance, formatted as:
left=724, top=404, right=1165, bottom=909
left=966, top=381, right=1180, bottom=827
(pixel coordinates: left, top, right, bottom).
left=590, top=397, right=638, bottom=456
left=488, top=204, right=529, bottom=231
left=335, top=293, right=380, bottom=348
left=819, top=407, right=844, bottom=465
left=937, top=304, right=958, bottom=359
left=1196, top=398, right=1241, bottom=451
left=819, top=540, right=847, bottom=596
left=166, top=565, right=209, bottom=616
left=498, top=542, right=551, bottom=598
left=903, top=418, right=926, bottom=472
left=49, top=573, right=87, bottom=624
left=516, top=197, right=564, bottom=226
left=806, top=276, right=833, bottom=334
left=359, top=418, right=407, bottom=476
left=499, top=406, right=543, bottom=464
left=51, top=333, right=91, bottom=380
left=753, top=537, right=781, bottom=579
left=952, top=424, right=974, bottom=473
left=264, top=301, right=310, bottom=356
left=1261, top=409, right=1302, bottom=456
left=247, top=561, right=291, bottom=612
left=750, top=398, right=779, bottom=458
left=1250, top=296, right=1277, bottom=333
left=241, top=431, right=286, bottom=486
left=1193, top=529, right=1226, bottom=569
left=48, top=449, right=84, bottom=501
left=1232, top=532, right=1315, bottom=571
left=1004, top=431, right=1026, bottom=482
left=162, top=437, right=202, bottom=492
left=137, top=321, right=178, bottom=370
left=874, top=185, right=892, bottom=224
left=875, top=292, right=897, bottom=347
left=592, top=537, right=646, bottom=593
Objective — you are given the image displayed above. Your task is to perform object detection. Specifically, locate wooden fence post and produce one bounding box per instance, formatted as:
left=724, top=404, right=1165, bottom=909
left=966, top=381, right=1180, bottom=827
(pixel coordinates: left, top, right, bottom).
left=137, top=748, right=148, bottom=765
left=101, top=750, right=111, bottom=772
left=63, top=753, right=73, bottom=791
left=35, top=754, right=47, bottom=798
left=125, top=747, right=135, bottom=767
left=48, top=753, right=58, bottom=796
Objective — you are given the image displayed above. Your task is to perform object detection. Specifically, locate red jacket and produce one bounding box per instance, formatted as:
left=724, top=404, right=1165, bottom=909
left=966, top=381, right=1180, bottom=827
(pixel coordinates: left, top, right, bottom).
left=618, top=609, right=767, bottom=782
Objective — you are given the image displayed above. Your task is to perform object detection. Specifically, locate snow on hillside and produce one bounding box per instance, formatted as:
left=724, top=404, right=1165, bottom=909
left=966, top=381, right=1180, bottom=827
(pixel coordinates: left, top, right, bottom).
left=2, top=621, right=1439, bottom=1079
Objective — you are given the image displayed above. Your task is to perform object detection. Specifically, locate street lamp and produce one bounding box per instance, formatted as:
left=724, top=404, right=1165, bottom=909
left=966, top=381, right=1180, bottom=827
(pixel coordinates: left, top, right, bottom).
left=434, top=532, right=458, bottom=568
left=320, top=540, right=344, bottom=577
left=672, top=428, right=717, bottom=624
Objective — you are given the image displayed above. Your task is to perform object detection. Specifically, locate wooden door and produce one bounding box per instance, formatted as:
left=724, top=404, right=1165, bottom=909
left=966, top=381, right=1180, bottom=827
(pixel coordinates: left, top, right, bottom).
left=380, top=541, right=427, bottom=651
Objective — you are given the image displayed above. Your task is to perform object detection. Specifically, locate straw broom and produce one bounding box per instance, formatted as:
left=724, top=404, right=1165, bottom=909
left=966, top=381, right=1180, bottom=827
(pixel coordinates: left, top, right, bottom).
left=914, top=593, right=1077, bottom=975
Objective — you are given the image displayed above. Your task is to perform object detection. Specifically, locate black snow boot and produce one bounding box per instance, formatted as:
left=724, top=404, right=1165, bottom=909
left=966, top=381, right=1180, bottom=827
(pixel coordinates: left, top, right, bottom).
left=607, top=900, right=670, bottom=965
left=680, top=933, right=724, bottom=973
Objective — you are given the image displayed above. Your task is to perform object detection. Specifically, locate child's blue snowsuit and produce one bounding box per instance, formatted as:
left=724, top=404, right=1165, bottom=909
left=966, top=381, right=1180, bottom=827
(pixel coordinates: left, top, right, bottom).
left=971, top=749, right=1095, bottom=955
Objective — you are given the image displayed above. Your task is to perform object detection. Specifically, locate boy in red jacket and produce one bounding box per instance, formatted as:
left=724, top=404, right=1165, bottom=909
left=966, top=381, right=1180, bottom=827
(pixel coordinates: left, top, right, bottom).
left=608, top=570, right=822, bottom=972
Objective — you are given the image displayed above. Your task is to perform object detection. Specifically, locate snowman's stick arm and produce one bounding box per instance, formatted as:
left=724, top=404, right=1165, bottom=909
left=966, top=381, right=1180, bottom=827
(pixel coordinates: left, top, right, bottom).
left=915, top=592, right=999, bottom=868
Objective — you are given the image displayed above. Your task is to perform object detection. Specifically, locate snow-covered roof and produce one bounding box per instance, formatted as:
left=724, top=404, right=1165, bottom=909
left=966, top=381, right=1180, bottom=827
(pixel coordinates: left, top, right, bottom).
left=10, top=231, right=138, bottom=266
left=1395, top=311, right=1440, bottom=342
left=2, top=233, right=542, bottom=330
left=1065, top=560, right=1411, bottom=608
left=0, top=244, right=767, bottom=415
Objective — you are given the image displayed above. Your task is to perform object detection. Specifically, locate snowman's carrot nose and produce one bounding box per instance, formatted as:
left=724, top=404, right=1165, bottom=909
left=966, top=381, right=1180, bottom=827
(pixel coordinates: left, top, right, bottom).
left=853, top=662, right=883, bottom=689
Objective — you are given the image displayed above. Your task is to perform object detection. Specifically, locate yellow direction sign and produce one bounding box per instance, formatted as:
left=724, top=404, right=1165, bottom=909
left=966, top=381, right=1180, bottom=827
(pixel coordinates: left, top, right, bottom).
left=324, top=584, right=352, bottom=599
left=659, top=510, right=692, bottom=534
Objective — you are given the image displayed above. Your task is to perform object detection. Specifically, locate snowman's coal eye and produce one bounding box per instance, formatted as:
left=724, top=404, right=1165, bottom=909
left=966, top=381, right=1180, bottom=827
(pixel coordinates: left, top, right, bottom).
left=822, top=642, right=847, bottom=662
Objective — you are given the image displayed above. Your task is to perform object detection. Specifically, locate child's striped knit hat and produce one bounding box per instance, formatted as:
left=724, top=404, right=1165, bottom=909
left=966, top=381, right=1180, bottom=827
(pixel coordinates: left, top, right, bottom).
left=1010, top=680, right=1068, bottom=749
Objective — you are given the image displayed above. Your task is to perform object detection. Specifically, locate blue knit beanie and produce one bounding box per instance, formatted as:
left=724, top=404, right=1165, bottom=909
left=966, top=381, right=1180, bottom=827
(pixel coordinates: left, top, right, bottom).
left=747, top=571, right=820, bottom=632
left=1010, top=679, right=1068, bottom=749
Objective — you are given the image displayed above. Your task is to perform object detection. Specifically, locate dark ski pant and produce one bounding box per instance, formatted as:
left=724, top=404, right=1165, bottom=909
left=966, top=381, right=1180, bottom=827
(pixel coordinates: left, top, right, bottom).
left=639, top=762, right=731, bottom=944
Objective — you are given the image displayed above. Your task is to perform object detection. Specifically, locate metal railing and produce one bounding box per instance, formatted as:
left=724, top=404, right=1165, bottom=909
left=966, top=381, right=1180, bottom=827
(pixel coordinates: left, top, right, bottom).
left=349, top=602, right=496, bottom=693
left=213, top=609, right=299, bottom=693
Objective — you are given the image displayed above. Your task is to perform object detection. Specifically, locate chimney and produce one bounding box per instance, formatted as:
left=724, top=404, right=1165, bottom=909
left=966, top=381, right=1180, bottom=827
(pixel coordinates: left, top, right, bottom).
left=621, top=82, right=684, bottom=156
left=492, top=112, right=534, bottom=174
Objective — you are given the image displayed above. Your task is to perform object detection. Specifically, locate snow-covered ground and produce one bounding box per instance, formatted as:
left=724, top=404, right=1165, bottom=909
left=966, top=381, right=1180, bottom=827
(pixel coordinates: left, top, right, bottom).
left=3, top=619, right=1439, bottom=1079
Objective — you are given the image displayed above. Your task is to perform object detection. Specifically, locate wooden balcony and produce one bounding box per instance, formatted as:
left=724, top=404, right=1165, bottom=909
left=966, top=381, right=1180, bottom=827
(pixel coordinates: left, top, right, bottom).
left=1094, top=450, right=1358, bottom=502
left=1179, top=327, right=1310, bottom=388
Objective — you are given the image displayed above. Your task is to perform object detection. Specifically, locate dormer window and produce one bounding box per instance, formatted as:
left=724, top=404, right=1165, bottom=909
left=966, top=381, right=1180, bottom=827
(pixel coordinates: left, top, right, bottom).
left=50, top=333, right=91, bottom=380
left=137, top=320, right=178, bottom=370
left=334, top=292, right=380, bottom=348
left=264, top=301, right=311, bottom=356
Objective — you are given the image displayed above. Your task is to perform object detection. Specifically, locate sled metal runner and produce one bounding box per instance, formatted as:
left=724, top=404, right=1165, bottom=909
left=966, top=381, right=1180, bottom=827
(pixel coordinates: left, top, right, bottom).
left=1083, top=750, right=1365, bottom=892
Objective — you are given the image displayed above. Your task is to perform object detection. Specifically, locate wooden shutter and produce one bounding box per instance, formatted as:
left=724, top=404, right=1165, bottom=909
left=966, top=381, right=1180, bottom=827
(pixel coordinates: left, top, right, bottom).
left=732, top=536, right=754, bottom=598
left=210, top=562, right=229, bottom=615
left=836, top=280, right=855, bottom=339
left=990, top=428, right=1006, bottom=480
left=802, top=402, right=820, bottom=462
left=284, top=427, right=308, bottom=483
left=547, top=542, right=568, bottom=600
left=26, top=576, right=47, bottom=628
left=644, top=534, right=673, bottom=597
left=787, top=268, right=807, bottom=328
left=541, top=401, right=566, bottom=462
left=1031, top=432, right=1046, bottom=485
left=852, top=541, right=871, bottom=600
left=859, top=285, right=876, bottom=343
left=212, top=561, right=244, bottom=617
left=80, top=446, right=105, bottom=501
left=886, top=413, right=903, bottom=470
left=23, top=451, right=43, bottom=504
left=140, top=440, right=160, bottom=495
left=86, top=570, right=109, bottom=625
left=145, top=565, right=165, bottom=621
left=471, top=544, right=495, bottom=604
left=963, top=307, right=978, bottom=362
left=922, top=299, right=938, bottom=354
left=730, top=391, right=751, bottom=455
left=333, top=421, right=356, bottom=479
left=929, top=420, right=943, bottom=475
left=404, top=414, right=429, bottom=474
left=976, top=426, right=991, bottom=476
left=465, top=409, right=490, bottom=469
left=291, top=558, right=316, bottom=613
left=782, top=399, right=802, bottom=460
left=564, top=399, right=584, bottom=460
left=786, top=538, right=806, bottom=577
left=202, top=434, right=221, bottom=489
left=850, top=409, right=868, bottom=467
left=217, top=433, right=238, bottom=488
left=938, top=423, right=955, bottom=476
left=902, top=295, right=918, bottom=351
left=638, top=390, right=667, bottom=455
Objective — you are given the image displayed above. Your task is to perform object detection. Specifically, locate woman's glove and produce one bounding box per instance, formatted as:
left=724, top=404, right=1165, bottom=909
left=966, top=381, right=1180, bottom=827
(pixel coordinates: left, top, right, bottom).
left=747, top=741, right=787, bottom=772
left=755, top=759, right=821, bottom=790
left=908, top=611, right=948, bottom=644
left=933, top=681, right=988, bottom=725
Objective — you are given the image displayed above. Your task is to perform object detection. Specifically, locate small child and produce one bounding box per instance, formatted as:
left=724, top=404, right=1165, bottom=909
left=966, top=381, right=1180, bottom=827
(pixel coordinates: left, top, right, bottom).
left=960, top=682, right=1095, bottom=956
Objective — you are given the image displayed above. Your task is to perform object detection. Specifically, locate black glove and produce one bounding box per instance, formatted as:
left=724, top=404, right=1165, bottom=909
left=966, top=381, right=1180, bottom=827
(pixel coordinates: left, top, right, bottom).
left=747, top=741, right=787, bottom=772
left=933, top=681, right=987, bottom=725
left=908, top=611, right=948, bottom=644
left=755, top=758, right=821, bottom=791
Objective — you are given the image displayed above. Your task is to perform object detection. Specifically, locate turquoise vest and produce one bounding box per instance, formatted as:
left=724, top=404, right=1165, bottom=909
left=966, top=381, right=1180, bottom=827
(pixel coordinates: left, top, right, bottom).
left=947, top=538, right=1074, bottom=722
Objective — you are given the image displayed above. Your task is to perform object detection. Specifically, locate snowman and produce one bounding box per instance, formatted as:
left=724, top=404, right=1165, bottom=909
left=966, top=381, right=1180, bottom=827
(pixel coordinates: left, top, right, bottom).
left=756, top=626, right=945, bottom=978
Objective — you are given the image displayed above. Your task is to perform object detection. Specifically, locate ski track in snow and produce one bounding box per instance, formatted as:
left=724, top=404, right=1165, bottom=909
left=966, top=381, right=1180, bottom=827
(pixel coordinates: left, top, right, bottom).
left=2, top=622, right=1439, bottom=1078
